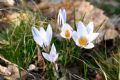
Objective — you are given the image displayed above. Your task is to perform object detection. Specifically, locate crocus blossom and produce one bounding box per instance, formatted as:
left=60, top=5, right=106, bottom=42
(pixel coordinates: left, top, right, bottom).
left=60, top=23, right=73, bottom=39
left=72, top=21, right=99, bottom=49
left=57, top=9, right=66, bottom=27
left=42, top=44, right=58, bottom=62
left=32, top=24, right=52, bottom=48
left=57, top=9, right=73, bottom=39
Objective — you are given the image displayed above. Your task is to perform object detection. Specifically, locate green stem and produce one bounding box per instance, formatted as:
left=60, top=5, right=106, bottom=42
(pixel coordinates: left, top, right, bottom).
left=64, top=40, right=69, bottom=67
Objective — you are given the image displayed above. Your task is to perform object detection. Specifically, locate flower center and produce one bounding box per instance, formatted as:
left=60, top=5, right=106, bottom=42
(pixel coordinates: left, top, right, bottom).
left=78, top=36, right=87, bottom=46
left=65, top=29, right=70, bottom=38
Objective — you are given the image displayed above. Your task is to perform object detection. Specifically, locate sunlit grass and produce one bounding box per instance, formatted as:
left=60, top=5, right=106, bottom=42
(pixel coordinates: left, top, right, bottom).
left=0, top=10, right=47, bottom=68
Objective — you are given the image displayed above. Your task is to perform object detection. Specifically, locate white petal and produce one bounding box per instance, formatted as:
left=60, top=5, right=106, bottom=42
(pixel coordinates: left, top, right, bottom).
left=84, top=43, right=94, bottom=49
left=46, top=24, right=52, bottom=46
left=39, top=27, right=47, bottom=46
left=77, top=21, right=87, bottom=37
left=47, top=24, right=52, bottom=39
left=57, top=9, right=61, bottom=26
left=32, top=27, right=40, bottom=37
left=53, top=54, right=58, bottom=62
left=87, top=33, right=99, bottom=43
left=57, top=9, right=65, bottom=26
left=32, top=27, right=43, bottom=47
left=39, top=27, right=46, bottom=38
left=42, top=52, right=51, bottom=62
left=60, top=31, right=66, bottom=38
left=34, top=37, right=43, bottom=47
left=75, top=39, right=81, bottom=47
left=86, top=22, right=94, bottom=34
left=61, top=23, right=72, bottom=31
left=61, top=9, right=66, bottom=22
left=50, top=44, right=56, bottom=55
left=72, top=31, right=78, bottom=42
left=50, top=44, right=58, bottom=62
left=61, top=23, right=67, bottom=31
left=50, top=54, right=58, bottom=62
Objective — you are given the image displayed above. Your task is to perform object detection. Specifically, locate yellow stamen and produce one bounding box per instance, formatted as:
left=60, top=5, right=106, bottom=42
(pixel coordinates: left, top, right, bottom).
left=65, top=29, right=70, bottom=38
left=78, top=36, right=87, bottom=46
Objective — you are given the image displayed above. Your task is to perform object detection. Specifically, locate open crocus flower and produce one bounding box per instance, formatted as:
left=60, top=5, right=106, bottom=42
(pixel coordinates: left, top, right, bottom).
left=32, top=24, right=52, bottom=48
left=57, top=9, right=66, bottom=27
left=72, top=21, right=99, bottom=49
left=57, top=9, right=73, bottom=39
left=60, top=23, right=73, bottom=39
left=42, top=44, right=58, bottom=63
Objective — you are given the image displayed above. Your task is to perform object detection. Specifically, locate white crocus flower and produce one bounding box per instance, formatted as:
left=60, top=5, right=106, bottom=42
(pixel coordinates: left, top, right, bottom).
left=57, top=9, right=73, bottom=39
left=32, top=24, right=52, bottom=48
left=60, top=23, right=73, bottom=39
left=57, top=9, right=66, bottom=27
left=72, top=21, right=99, bottom=49
left=42, top=44, right=58, bottom=63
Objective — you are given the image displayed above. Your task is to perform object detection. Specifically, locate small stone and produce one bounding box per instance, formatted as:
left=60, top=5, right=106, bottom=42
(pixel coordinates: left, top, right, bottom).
left=0, top=0, right=15, bottom=6
left=5, top=12, right=20, bottom=26
left=28, top=64, right=36, bottom=71
left=0, top=65, right=11, bottom=76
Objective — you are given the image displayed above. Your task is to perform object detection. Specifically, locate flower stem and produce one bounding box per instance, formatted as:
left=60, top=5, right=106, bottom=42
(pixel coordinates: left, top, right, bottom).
left=52, top=62, right=59, bottom=79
